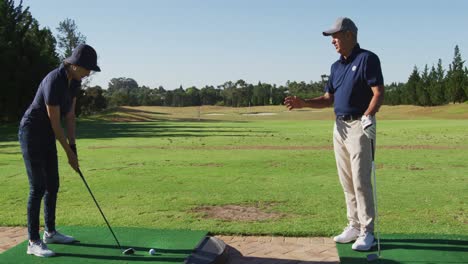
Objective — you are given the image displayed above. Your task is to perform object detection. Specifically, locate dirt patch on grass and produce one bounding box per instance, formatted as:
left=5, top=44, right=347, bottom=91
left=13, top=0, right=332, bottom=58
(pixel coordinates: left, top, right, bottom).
left=242, top=112, right=278, bottom=116
left=382, top=145, right=463, bottom=150
left=408, top=165, right=425, bottom=170
left=193, top=204, right=284, bottom=221
left=189, top=162, right=224, bottom=167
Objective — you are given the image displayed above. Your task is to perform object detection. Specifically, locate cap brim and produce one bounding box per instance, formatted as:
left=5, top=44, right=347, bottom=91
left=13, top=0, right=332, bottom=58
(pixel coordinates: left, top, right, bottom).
left=81, top=65, right=101, bottom=72
left=322, top=28, right=341, bottom=36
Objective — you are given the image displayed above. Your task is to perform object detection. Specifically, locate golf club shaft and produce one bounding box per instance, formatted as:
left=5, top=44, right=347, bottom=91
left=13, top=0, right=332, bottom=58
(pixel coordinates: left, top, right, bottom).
left=77, top=169, right=122, bottom=250
left=370, top=139, right=380, bottom=256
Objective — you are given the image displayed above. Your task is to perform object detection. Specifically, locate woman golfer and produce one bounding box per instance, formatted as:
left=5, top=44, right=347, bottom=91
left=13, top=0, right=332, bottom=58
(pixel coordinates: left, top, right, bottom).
left=19, top=44, right=100, bottom=257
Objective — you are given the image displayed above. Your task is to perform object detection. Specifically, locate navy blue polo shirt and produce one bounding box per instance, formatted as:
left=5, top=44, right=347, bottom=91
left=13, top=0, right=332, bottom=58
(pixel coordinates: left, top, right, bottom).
left=20, top=63, right=81, bottom=134
left=324, top=44, right=383, bottom=116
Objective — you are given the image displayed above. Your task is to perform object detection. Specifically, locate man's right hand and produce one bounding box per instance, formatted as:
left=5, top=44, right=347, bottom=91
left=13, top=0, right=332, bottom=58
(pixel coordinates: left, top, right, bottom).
left=67, top=151, right=79, bottom=172
left=284, top=96, right=305, bottom=110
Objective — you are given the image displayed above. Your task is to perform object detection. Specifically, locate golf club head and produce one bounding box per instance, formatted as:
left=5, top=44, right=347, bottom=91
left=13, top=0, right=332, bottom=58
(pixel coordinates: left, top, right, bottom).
left=123, top=248, right=135, bottom=255
left=366, top=253, right=379, bottom=262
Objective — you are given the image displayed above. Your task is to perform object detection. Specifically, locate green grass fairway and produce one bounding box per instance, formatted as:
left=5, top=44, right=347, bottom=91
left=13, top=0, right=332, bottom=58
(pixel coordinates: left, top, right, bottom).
left=0, top=105, right=467, bottom=236
left=0, top=226, right=207, bottom=263
left=336, top=234, right=468, bottom=264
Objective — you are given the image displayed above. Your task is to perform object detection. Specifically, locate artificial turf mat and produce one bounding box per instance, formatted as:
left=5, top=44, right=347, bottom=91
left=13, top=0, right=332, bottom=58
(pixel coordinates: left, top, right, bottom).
left=0, top=226, right=207, bottom=264
left=336, top=234, right=468, bottom=264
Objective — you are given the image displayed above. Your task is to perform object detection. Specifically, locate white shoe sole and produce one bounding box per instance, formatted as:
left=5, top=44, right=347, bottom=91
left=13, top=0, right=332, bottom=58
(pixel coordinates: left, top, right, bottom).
left=352, top=241, right=377, bottom=251
left=333, top=236, right=359, bottom=243
left=27, top=250, right=55, bottom=257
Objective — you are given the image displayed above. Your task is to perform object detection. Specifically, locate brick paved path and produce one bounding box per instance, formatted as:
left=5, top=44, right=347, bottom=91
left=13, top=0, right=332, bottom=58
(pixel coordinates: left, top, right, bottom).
left=217, top=235, right=339, bottom=264
left=0, top=227, right=340, bottom=263
left=0, top=227, right=28, bottom=253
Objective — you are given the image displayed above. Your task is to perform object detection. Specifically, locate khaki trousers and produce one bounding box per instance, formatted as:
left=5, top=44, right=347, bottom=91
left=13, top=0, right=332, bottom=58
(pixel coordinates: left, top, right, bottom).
left=333, top=118, right=376, bottom=233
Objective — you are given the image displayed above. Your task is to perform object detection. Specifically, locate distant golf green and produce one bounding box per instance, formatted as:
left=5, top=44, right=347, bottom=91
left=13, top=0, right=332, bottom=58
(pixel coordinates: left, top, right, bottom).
left=336, top=234, right=468, bottom=264
left=0, top=226, right=207, bottom=263
left=0, top=105, right=467, bottom=236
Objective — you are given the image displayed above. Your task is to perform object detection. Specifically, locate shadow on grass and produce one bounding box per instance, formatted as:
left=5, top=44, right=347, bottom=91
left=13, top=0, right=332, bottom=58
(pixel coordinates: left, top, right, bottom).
left=75, top=119, right=267, bottom=140
left=379, top=238, right=468, bottom=252
left=57, top=242, right=192, bottom=262
left=116, top=107, right=171, bottom=116
left=1, top=119, right=269, bottom=142
left=95, top=106, right=246, bottom=123
left=65, top=242, right=192, bottom=254
left=0, top=143, right=18, bottom=148
left=57, top=252, right=186, bottom=262
left=337, top=236, right=468, bottom=264
left=0, top=124, right=19, bottom=142
left=338, top=257, right=401, bottom=264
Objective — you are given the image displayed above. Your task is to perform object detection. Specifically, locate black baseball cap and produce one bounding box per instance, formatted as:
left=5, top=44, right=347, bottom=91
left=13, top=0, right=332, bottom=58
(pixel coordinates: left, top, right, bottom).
left=65, top=44, right=101, bottom=72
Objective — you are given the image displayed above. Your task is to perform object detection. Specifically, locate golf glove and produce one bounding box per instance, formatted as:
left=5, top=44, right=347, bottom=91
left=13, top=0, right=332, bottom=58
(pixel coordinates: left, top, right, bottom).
left=70, top=144, right=77, bottom=157
left=361, top=115, right=376, bottom=139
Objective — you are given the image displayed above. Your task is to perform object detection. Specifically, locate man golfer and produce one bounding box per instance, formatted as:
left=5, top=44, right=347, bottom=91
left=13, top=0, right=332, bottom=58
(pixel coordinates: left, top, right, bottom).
left=284, top=17, right=384, bottom=251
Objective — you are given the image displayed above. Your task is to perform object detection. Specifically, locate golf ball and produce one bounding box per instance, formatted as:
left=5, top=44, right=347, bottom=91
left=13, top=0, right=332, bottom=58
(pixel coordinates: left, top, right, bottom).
left=149, top=248, right=156, bottom=255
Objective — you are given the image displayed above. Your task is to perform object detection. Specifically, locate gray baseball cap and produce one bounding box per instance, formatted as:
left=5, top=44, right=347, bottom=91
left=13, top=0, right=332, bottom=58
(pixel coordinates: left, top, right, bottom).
left=322, top=17, right=358, bottom=36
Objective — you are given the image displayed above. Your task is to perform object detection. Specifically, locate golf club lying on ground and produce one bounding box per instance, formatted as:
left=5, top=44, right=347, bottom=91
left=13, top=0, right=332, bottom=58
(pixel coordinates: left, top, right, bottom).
left=77, top=168, right=135, bottom=255
left=367, top=139, right=381, bottom=262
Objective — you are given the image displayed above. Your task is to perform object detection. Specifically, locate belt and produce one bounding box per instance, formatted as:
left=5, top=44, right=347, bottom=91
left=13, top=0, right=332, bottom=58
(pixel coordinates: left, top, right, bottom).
left=336, top=114, right=362, bottom=121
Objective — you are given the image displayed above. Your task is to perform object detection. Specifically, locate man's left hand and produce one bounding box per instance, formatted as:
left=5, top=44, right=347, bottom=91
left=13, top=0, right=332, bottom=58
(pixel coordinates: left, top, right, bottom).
left=361, top=115, right=376, bottom=139
left=70, top=143, right=77, bottom=157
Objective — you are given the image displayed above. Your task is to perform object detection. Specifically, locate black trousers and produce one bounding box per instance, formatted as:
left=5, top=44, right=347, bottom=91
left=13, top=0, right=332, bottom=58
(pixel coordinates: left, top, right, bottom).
left=19, top=125, right=59, bottom=241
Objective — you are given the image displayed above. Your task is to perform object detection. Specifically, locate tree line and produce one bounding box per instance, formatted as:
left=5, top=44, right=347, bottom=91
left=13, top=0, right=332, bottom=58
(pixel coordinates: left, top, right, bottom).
left=95, top=46, right=468, bottom=110
left=385, top=46, right=468, bottom=105
left=101, top=78, right=325, bottom=108
left=1, top=0, right=467, bottom=122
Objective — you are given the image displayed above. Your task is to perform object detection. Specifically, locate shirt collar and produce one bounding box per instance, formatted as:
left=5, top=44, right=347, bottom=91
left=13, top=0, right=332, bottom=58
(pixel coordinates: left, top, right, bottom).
left=339, top=43, right=361, bottom=64
left=58, top=63, right=68, bottom=79
left=58, top=63, right=82, bottom=88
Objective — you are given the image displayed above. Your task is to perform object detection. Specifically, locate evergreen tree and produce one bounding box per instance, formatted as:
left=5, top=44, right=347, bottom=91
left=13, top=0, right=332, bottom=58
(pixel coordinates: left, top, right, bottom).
left=416, top=65, right=431, bottom=106
left=384, top=82, right=404, bottom=105
left=402, top=66, right=420, bottom=105
left=465, top=66, right=468, bottom=99
left=429, top=59, right=446, bottom=105
left=446, top=45, right=467, bottom=103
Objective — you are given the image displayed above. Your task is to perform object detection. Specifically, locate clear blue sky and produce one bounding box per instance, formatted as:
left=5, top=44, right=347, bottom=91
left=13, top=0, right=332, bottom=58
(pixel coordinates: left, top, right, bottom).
left=21, top=0, right=468, bottom=90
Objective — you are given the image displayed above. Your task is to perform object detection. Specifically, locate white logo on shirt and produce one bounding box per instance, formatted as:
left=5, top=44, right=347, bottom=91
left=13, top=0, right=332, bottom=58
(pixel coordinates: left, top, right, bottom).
left=352, top=65, right=357, bottom=71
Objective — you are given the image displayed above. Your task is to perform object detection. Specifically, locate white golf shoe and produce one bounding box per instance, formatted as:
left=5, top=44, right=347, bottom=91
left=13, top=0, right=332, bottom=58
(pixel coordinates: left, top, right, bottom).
left=333, top=225, right=360, bottom=243
left=43, top=230, right=75, bottom=244
left=27, top=240, right=55, bottom=257
left=352, top=232, right=376, bottom=251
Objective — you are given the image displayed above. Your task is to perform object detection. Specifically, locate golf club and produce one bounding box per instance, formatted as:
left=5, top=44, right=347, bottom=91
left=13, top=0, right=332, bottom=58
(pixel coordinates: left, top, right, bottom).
left=77, top=168, right=135, bottom=255
left=367, top=139, right=381, bottom=262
